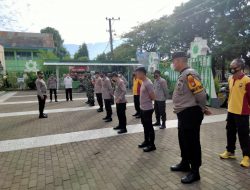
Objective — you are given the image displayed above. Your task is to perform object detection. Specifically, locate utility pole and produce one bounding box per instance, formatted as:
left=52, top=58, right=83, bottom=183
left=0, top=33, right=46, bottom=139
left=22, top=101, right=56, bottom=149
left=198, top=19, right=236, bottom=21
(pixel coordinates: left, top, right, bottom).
left=106, top=17, right=120, bottom=59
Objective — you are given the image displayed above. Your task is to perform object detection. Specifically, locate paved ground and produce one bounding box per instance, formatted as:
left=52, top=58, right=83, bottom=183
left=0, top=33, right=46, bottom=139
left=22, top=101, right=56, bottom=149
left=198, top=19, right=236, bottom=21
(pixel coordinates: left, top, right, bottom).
left=0, top=91, right=249, bottom=190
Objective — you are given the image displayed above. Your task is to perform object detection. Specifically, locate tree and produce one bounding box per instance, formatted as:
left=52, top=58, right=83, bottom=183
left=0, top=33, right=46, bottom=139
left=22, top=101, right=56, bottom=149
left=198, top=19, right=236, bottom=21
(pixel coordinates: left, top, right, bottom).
left=96, top=43, right=136, bottom=62
left=74, top=43, right=89, bottom=60
left=122, top=0, right=250, bottom=69
left=40, top=27, right=69, bottom=59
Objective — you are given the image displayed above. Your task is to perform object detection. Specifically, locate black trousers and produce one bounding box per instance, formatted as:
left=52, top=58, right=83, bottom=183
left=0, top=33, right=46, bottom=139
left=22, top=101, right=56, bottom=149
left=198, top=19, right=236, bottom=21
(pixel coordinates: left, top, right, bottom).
left=134, top=95, right=140, bottom=114
left=154, top=100, right=166, bottom=123
left=177, top=106, right=204, bottom=170
left=65, top=88, right=72, bottom=101
left=116, top=103, right=127, bottom=129
left=96, top=93, right=103, bottom=108
left=104, top=99, right=112, bottom=118
left=226, top=112, right=250, bottom=157
left=37, top=95, right=46, bottom=116
left=49, top=89, right=57, bottom=101
left=141, top=109, right=155, bottom=146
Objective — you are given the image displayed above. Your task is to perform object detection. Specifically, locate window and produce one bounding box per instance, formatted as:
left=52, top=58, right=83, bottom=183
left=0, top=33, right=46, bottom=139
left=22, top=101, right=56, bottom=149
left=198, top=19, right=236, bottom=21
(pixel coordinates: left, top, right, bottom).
left=16, top=52, right=32, bottom=60
left=4, top=51, right=15, bottom=60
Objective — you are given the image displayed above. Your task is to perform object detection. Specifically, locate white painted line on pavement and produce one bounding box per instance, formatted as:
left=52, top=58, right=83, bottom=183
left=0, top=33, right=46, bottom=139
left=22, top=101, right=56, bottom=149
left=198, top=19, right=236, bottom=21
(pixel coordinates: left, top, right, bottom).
left=13, top=92, right=83, bottom=98
left=0, top=114, right=227, bottom=152
left=0, top=95, right=134, bottom=105
left=0, top=92, right=17, bottom=103
left=0, top=100, right=174, bottom=118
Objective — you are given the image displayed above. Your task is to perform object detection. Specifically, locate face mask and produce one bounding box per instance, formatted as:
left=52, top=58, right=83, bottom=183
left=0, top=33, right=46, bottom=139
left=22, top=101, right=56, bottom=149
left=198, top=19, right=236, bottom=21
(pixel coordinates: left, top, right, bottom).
left=230, top=67, right=240, bottom=74
left=170, top=63, right=175, bottom=70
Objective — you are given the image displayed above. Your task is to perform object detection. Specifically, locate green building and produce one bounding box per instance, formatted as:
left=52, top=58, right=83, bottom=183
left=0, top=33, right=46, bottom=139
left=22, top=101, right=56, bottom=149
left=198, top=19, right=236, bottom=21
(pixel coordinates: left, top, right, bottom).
left=0, top=31, right=54, bottom=74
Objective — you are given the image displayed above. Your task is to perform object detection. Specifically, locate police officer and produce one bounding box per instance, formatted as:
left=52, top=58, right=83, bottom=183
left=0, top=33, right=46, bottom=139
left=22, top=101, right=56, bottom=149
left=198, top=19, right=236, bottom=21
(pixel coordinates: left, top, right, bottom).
left=47, top=74, right=58, bottom=102
left=101, top=73, right=114, bottom=122
left=170, top=52, right=211, bottom=184
left=94, top=72, right=104, bottom=112
left=36, top=71, right=48, bottom=119
left=136, top=67, right=156, bottom=152
left=153, top=70, right=168, bottom=129
left=86, top=73, right=95, bottom=106
left=112, top=72, right=127, bottom=134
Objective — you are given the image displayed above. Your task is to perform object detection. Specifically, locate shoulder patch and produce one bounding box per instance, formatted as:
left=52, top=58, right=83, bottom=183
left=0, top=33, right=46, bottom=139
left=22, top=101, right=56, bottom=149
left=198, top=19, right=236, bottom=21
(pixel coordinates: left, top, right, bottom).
left=187, top=74, right=204, bottom=94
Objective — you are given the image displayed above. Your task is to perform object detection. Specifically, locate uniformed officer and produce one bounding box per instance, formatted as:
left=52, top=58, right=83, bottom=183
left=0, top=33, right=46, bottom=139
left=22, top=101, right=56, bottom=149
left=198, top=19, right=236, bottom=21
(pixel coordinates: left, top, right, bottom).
left=47, top=74, right=58, bottom=102
left=112, top=72, right=127, bottom=134
left=153, top=70, right=168, bottom=129
left=136, top=67, right=156, bottom=152
left=35, top=71, right=48, bottom=119
left=86, top=73, right=95, bottom=106
left=101, top=73, right=114, bottom=122
left=170, top=52, right=211, bottom=184
left=94, top=72, right=103, bottom=112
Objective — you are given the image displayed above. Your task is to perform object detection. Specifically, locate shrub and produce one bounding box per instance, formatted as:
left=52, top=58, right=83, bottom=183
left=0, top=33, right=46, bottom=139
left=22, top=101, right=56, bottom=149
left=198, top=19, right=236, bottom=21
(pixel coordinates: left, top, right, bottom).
left=26, top=72, right=37, bottom=90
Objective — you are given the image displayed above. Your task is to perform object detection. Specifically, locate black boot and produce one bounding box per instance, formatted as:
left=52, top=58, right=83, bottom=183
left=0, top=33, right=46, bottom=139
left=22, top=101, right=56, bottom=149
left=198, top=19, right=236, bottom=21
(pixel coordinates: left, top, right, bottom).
left=181, top=170, right=200, bottom=184
left=138, top=141, right=149, bottom=148
left=97, top=108, right=103, bottom=112
left=153, top=121, right=161, bottom=126
left=143, top=145, right=156, bottom=152
left=105, top=118, right=112, bottom=122
left=170, top=161, right=191, bottom=172
left=117, top=129, right=127, bottom=134
left=160, top=121, right=166, bottom=129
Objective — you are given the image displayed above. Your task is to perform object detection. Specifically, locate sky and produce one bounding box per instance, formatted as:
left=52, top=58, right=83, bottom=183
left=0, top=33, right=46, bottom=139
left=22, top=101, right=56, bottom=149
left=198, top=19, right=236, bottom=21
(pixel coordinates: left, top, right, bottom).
left=0, top=0, right=189, bottom=44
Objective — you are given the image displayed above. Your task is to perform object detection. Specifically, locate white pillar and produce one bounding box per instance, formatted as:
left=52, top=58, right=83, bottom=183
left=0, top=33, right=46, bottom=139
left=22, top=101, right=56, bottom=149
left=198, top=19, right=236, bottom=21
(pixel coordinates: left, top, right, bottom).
left=56, top=65, right=59, bottom=90
left=0, top=45, right=6, bottom=75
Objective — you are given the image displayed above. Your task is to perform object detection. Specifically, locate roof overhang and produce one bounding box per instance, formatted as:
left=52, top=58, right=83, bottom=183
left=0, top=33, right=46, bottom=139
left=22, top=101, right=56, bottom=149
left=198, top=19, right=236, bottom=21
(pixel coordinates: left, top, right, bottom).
left=44, top=62, right=143, bottom=66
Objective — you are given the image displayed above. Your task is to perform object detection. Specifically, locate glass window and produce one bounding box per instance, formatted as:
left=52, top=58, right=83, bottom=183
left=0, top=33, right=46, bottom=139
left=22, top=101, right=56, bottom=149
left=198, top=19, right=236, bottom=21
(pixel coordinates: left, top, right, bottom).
left=16, top=52, right=32, bottom=60
left=4, top=51, right=15, bottom=60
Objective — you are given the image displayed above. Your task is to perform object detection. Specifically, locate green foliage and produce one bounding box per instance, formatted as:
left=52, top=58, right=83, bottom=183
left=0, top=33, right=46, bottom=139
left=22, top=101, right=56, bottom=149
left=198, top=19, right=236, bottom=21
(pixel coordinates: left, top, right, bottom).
left=77, top=56, right=89, bottom=62
left=96, top=43, right=136, bottom=61
left=214, top=77, right=220, bottom=94
left=26, top=72, right=37, bottom=90
left=74, top=43, right=89, bottom=60
left=38, top=50, right=58, bottom=60
left=122, top=0, right=250, bottom=66
left=96, top=53, right=108, bottom=61
left=40, top=27, right=69, bottom=59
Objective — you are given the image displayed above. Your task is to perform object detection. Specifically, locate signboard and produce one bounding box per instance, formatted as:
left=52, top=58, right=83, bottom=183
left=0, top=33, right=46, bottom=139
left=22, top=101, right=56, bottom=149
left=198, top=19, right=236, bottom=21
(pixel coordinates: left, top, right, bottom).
left=189, top=37, right=210, bottom=58
left=24, top=60, right=38, bottom=72
left=136, top=50, right=160, bottom=72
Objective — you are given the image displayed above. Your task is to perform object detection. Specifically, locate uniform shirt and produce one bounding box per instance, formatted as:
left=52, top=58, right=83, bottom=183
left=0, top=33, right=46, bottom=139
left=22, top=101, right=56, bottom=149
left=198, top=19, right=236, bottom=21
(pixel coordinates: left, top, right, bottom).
left=154, top=77, right=168, bottom=101
left=36, top=78, right=47, bottom=97
left=133, top=78, right=142, bottom=95
left=47, top=77, right=57, bottom=89
left=64, top=77, right=73, bottom=89
left=120, top=75, right=128, bottom=87
left=101, top=77, right=113, bottom=99
left=228, top=73, right=250, bottom=115
left=114, top=79, right=127, bottom=103
left=172, top=68, right=207, bottom=113
left=140, top=78, right=155, bottom=110
left=94, top=77, right=102, bottom=94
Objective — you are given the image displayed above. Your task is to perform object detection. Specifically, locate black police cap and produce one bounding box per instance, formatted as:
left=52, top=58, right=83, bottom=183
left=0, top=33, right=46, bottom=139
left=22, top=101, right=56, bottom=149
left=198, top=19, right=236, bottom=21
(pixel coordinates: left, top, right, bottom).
left=37, top=71, right=43, bottom=75
left=171, top=51, right=187, bottom=60
left=135, top=67, right=147, bottom=75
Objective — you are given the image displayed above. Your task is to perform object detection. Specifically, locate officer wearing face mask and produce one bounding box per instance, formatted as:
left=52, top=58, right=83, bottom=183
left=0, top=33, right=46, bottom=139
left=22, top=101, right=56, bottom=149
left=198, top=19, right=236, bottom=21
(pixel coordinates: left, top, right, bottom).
left=153, top=70, right=168, bottom=129
left=170, top=51, right=211, bottom=184
left=219, top=58, right=250, bottom=168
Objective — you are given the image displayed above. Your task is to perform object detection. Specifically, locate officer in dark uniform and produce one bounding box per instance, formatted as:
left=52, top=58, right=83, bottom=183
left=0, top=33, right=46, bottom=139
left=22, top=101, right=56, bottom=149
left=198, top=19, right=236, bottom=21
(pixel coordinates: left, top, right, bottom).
left=86, top=73, right=95, bottom=106
left=170, top=52, right=211, bottom=184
